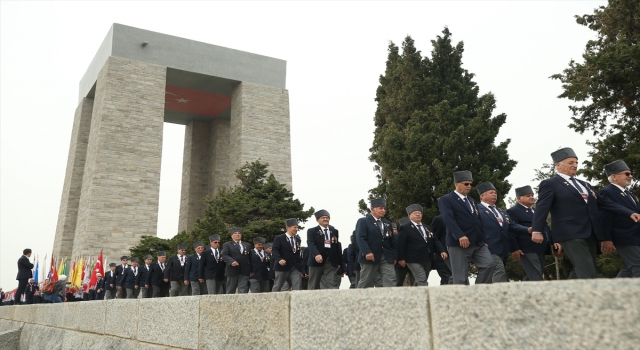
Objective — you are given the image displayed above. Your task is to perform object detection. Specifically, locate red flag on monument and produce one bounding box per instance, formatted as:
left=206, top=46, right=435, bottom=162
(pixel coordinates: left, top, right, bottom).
left=48, top=256, right=58, bottom=282
left=90, top=252, right=104, bottom=288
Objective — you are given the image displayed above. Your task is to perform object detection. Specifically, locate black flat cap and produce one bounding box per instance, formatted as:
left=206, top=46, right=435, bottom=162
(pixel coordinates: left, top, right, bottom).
left=405, top=204, right=423, bottom=215
left=229, top=227, right=243, bottom=235
left=370, top=198, right=386, bottom=208
left=604, top=160, right=630, bottom=176
left=254, top=237, right=266, bottom=244
left=157, top=251, right=166, bottom=257
left=109, top=263, right=117, bottom=267
left=193, top=242, right=204, bottom=248
left=453, top=171, right=473, bottom=183
left=476, top=181, right=496, bottom=195
left=209, top=235, right=221, bottom=242
left=286, top=218, right=298, bottom=227
left=551, top=147, right=578, bottom=163
left=144, top=255, right=153, bottom=260
left=314, top=209, right=330, bottom=219
left=515, top=185, right=534, bottom=197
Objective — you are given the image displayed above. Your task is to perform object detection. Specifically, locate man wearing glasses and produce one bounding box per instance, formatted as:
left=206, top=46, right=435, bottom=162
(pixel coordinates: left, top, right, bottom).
left=598, top=160, right=640, bottom=278
left=165, top=244, right=189, bottom=296
left=532, top=148, right=640, bottom=279
left=199, top=235, right=226, bottom=294
left=438, top=170, right=496, bottom=284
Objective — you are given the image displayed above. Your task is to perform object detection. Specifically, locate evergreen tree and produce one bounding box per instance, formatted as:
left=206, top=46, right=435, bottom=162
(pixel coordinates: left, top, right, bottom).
left=366, top=28, right=516, bottom=222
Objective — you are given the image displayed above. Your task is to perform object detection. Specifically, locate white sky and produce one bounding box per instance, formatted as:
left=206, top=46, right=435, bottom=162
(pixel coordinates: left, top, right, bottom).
left=0, top=1, right=605, bottom=290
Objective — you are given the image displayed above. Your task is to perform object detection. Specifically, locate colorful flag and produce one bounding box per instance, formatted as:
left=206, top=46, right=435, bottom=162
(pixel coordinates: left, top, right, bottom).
left=90, top=252, right=104, bottom=289
left=34, top=258, right=39, bottom=284
left=57, top=258, right=66, bottom=277
left=48, top=256, right=58, bottom=282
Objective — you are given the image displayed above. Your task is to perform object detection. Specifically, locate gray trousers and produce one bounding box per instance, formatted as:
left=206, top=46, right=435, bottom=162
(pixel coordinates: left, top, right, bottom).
left=140, top=287, right=149, bottom=298
left=226, top=275, right=250, bottom=294
left=358, top=260, right=395, bottom=288
left=272, top=268, right=302, bottom=292
left=104, top=290, right=114, bottom=300
left=561, top=236, right=598, bottom=279
left=249, top=279, right=269, bottom=293
left=406, top=261, right=432, bottom=286
left=519, top=252, right=545, bottom=281
left=125, top=288, right=140, bottom=299
left=448, top=245, right=495, bottom=284
left=354, top=271, right=360, bottom=288
left=190, top=281, right=207, bottom=295
left=308, top=263, right=340, bottom=290
left=374, top=271, right=384, bottom=287
left=151, top=284, right=169, bottom=298
left=170, top=281, right=189, bottom=296
left=491, top=254, right=508, bottom=283
left=116, top=287, right=127, bottom=299
left=205, top=279, right=225, bottom=295
left=616, top=245, right=640, bottom=277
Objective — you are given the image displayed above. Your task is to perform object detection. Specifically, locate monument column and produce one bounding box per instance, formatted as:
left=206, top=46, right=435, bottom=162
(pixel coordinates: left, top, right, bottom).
left=229, top=82, right=292, bottom=190
left=178, top=120, right=211, bottom=232
left=208, top=118, right=231, bottom=197
left=52, top=97, right=94, bottom=259
left=72, top=56, right=166, bottom=259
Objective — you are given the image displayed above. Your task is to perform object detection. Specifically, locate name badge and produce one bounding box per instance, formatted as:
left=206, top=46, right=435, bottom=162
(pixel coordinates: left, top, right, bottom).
left=324, top=240, right=331, bottom=248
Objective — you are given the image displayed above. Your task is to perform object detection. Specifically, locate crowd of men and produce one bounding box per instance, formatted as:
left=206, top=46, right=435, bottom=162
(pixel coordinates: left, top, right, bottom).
left=7, top=148, right=639, bottom=304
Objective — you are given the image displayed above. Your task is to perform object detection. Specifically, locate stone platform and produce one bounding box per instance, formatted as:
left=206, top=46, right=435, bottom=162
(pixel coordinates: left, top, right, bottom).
left=1, top=279, right=638, bottom=349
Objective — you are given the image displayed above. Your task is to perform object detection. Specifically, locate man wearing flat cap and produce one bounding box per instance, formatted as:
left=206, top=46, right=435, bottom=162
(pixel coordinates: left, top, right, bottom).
left=105, top=263, right=117, bottom=299
left=431, top=215, right=454, bottom=285
left=356, top=198, right=397, bottom=288
left=185, top=242, right=207, bottom=295
left=598, top=160, right=640, bottom=277
left=532, top=148, right=640, bottom=279
left=165, top=245, right=189, bottom=296
left=222, top=228, right=252, bottom=294
left=137, top=255, right=153, bottom=298
left=146, top=251, right=169, bottom=298
left=264, top=243, right=275, bottom=292
left=307, top=210, right=344, bottom=290
left=272, top=219, right=305, bottom=291
left=394, top=217, right=415, bottom=286
left=438, top=171, right=496, bottom=284
left=397, top=204, right=448, bottom=286
left=249, top=237, right=270, bottom=293
left=507, top=185, right=552, bottom=281
left=119, top=257, right=140, bottom=299
left=115, top=256, right=129, bottom=299
left=199, top=235, right=226, bottom=295
left=95, top=273, right=106, bottom=300
left=476, top=182, right=524, bottom=282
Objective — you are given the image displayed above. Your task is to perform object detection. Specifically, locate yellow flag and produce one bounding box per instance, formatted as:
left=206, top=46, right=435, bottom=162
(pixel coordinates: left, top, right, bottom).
left=57, top=258, right=65, bottom=277
left=73, top=257, right=84, bottom=287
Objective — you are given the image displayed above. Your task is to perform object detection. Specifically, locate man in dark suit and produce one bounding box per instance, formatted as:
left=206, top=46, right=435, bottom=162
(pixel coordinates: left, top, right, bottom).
left=119, top=257, right=140, bottom=298
left=199, top=235, right=226, bottom=295
left=264, top=243, right=274, bottom=292
left=165, top=244, right=189, bottom=296
left=476, top=181, right=524, bottom=283
left=16, top=248, right=34, bottom=304
left=599, top=160, right=640, bottom=277
left=356, top=198, right=396, bottom=288
left=146, top=251, right=169, bottom=298
left=115, top=256, right=129, bottom=299
left=347, top=233, right=360, bottom=288
left=105, top=263, right=117, bottom=299
left=307, top=210, right=343, bottom=290
left=438, top=171, right=496, bottom=284
left=431, top=215, right=453, bottom=285
left=272, top=219, right=304, bottom=291
left=222, top=227, right=252, bottom=294
left=508, top=185, right=552, bottom=281
left=394, top=217, right=415, bottom=286
left=24, top=278, right=38, bottom=304
left=137, top=255, right=152, bottom=298
left=532, top=148, right=640, bottom=279
left=249, top=237, right=270, bottom=293
left=185, top=242, right=206, bottom=295
left=397, top=204, right=448, bottom=286
left=95, top=273, right=106, bottom=300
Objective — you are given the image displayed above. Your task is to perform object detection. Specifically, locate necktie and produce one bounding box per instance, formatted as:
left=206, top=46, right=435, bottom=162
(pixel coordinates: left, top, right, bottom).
left=324, top=228, right=329, bottom=240
left=290, top=237, right=296, bottom=253
left=489, top=206, right=502, bottom=225
left=376, top=220, right=383, bottom=234
left=624, top=190, right=638, bottom=208
left=464, top=197, right=473, bottom=213
left=215, top=249, right=219, bottom=260
left=180, top=256, right=184, bottom=264
left=238, top=242, right=243, bottom=254
left=569, top=177, right=585, bottom=193
left=417, top=225, right=427, bottom=241
left=259, top=251, right=264, bottom=260
left=160, top=263, right=164, bottom=272
left=134, top=267, right=137, bottom=275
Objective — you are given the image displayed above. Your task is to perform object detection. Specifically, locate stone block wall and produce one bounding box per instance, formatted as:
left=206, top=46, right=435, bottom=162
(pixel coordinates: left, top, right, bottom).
left=1, top=279, right=638, bottom=350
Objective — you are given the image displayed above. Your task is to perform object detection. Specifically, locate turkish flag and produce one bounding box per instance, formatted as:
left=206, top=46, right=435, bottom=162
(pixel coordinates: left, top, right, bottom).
left=90, top=252, right=104, bottom=289
left=165, top=85, right=231, bottom=118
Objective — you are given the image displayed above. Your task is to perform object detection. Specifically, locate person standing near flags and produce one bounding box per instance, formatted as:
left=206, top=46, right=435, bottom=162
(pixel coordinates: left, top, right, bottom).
left=272, top=219, right=305, bottom=291
left=105, top=263, right=117, bottom=300
left=222, top=228, right=252, bottom=294
left=115, top=256, right=129, bottom=299
left=16, top=248, right=34, bottom=305
left=146, top=251, right=169, bottom=298
left=138, top=255, right=153, bottom=298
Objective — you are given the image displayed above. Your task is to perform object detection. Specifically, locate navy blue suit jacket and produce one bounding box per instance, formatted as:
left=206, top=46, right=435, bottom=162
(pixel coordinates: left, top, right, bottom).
left=249, top=249, right=270, bottom=280
left=306, top=225, right=343, bottom=268
left=184, top=254, right=202, bottom=282
left=598, top=184, right=640, bottom=246
left=507, top=204, right=551, bottom=254
left=145, top=262, right=166, bottom=287
left=16, top=256, right=33, bottom=280
left=221, top=241, right=252, bottom=276
left=271, top=234, right=304, bottom=273
left=477, top=204, right=520, bottom=257
left=136, top=264, right=151, bottom=288
left=199, top=248, right=226, bottom=281
left=355, top=214, right=396, bottom=265
left=396, top=221, right=445, bottom=264
left=105, top=269, right=117, bottom=291
left=438, top=192, right=485, bottom=247
left=119, top=266, right=139, bottom=288
left=532, top=175, right=635, bottom=242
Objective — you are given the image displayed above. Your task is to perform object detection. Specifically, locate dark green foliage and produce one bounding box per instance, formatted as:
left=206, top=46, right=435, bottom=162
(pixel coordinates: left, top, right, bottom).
left=364, top=28, right=516, bottom=223
left=129, top=236, right=172, bottom=261
left=551, top=0, right=639, bottom=196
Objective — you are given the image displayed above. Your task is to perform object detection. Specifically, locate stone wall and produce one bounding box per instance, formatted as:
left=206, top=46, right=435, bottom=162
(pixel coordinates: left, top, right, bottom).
left=1, top=279, right=638, bottom=350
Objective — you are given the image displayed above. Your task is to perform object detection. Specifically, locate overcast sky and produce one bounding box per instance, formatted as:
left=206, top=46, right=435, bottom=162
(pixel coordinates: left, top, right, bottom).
left=0, top=1, right=605, bottom=290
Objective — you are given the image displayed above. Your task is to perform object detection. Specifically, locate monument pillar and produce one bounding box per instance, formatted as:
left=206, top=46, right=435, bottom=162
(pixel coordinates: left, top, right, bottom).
left=52, top=97, right=94, bottom=259
left=178, top=120, right=211, bottom=232
left=72, top=56, right=166, bottom=259
left=229, top=82, right=292, bottom=190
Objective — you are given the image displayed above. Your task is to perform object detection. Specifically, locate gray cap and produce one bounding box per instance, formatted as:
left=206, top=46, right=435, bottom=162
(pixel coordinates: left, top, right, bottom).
left=109, top=263, right=117, bottom=267
left=405, top=204, right=423, bottom=215
left=476, top=181, right=496, bottom=195
left=264, top=242, right=273, bottom=249
left=157, top=251, right=166, bottom=257
left=229, top=227, right=243, bottom=235
left=130, top=257, right=139, bottom=263
left=254, top=237, right=266, bottom=244
left=209, top=235, right=221, bottom=242
left=604, top=160, right=630, bottom=176
left=515, top=185, right=534, bottom=197
left=391, top=223, right=397, bottom=229
left=177, top=244, right=187, bottom=250
left=193, top=241, right=204, bottom=248
left=120, top=256, right=129, bottom=261
left=453, top=171, right=473, bottom=183
left=144, top=255, right=153, bottom=260
left=286, top=218, right=298, bottom=227
left=398, top=217, right=411, bottom=226
left=370, top=198, right=386, bottom=208
left=314, top=209, right=330, bottom=219
left=551, top=147, right=578, bottom=163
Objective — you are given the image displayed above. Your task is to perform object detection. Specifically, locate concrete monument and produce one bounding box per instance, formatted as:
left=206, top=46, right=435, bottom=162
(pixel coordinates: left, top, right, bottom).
left=52, top=24, right=292, bottom=261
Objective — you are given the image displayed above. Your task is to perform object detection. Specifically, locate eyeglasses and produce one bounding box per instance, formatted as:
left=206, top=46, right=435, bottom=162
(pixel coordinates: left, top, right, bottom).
left=212, top=241, right=220, bottom=244
left=178, top=249, right=186, bottom=251
left=622, top=172, right=633, bottom=177
left=461, top=183, right=473, bottom=187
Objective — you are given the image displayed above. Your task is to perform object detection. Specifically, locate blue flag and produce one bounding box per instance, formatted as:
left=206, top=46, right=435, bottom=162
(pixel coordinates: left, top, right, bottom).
left=34, top=260, right=39, bottom=284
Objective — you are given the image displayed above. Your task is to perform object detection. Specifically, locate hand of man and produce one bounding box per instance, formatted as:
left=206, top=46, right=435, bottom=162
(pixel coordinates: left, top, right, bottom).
left=110, top=284, right=114, bottom=288
left=315, top=255, right=323, bottom=263
left=184, top=280, right=189, bottom=285
left=601, top=241, right=615, bottom=254
left=365, top=253, right=374, bottom=261
left=459, top=236, right=470, bottom=248
left=231, top=261, right=239, bottom=267
left=398, top=260, right=406, bottom=267
left=528, top=227, right=532, bottom=234
left=441, top=252, right=448, bottom=260
left=531, top=232, right=544, bottom=244
left=512, top=250, right=524, bottom=262
left=134, top=285, right=139, bottom=289
left=250, top=272, right=254, bottom=277
left=631, top=213, right=640, bottom=222
left=553, top=243, right=563, bottom=256
left=145, top=284, right=149, bottom=289
left=279, top=259, right=286, bottom=266
left=163, top=278, right=169, bottom=283
left=198, top=279, right=204, bottom=283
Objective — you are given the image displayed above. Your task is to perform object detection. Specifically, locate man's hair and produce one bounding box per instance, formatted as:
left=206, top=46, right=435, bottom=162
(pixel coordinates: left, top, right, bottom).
left=23, top=248, right=32, bottom=255
left=608, top=175, right=614, bottom=184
